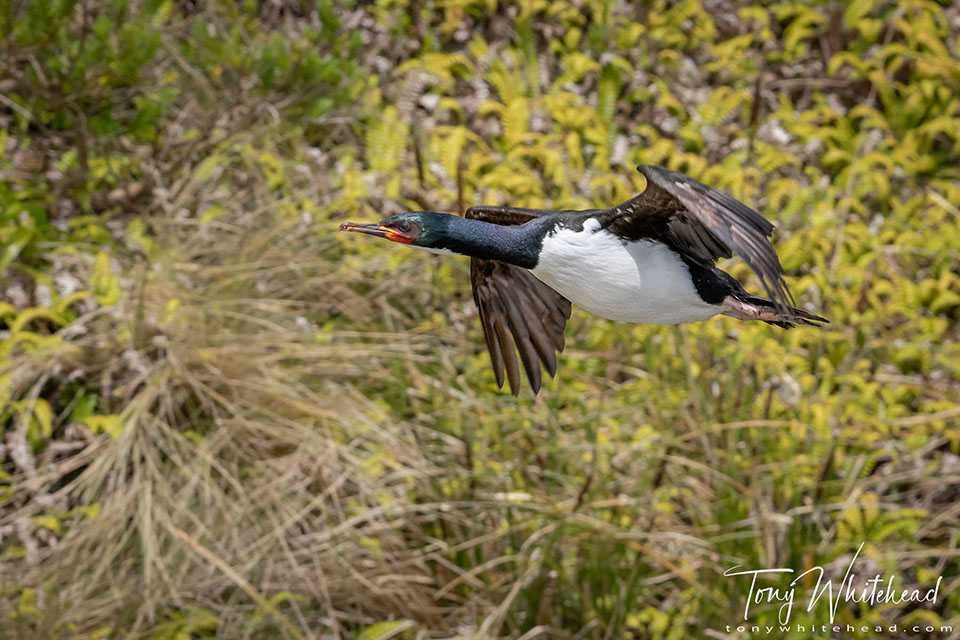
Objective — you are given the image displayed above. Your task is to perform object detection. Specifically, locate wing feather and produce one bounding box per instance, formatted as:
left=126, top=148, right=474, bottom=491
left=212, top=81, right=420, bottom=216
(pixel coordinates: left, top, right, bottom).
left=466, top=206, right=572, bottom=395
left=492, top=310, right=520, bottom=394
left=621, top=165, right=794, bottom=311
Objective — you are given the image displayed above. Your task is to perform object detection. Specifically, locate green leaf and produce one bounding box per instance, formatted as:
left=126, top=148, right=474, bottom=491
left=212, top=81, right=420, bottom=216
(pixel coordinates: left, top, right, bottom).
left=32, top=515, right=61, bottom=534
left=201, top=205, right=226, bottom=224
left=15, top=588, right=38, bottom=619
left=0, top=228, right=33, bottom=272
left=84, top=414, right=124, bottom=439
left=12, top=398, right=54, bottom=448
left=194, top=154, right=223, bottom=182
left=356, top=620, right=413, bottom=640
left=90, top=252, right=121, bottom=306
left=9, top=307, right=68, bottom=333
left=844, top=0, right=876, bottom=28
left=69, top=393, right=99, bottom=423
left=54, top=291, right=93, bottom=316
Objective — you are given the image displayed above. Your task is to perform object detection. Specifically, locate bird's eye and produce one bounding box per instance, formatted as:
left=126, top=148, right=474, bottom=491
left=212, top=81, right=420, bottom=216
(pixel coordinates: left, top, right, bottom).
left=398, top=220, right=413, bottom=233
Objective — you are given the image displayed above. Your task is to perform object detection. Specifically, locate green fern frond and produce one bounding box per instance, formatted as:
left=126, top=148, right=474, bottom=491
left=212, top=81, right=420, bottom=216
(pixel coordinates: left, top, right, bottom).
left=486, top=57, right=524, bottom=104
left=397, top=53, right=475, bottom=89
left=366, top=106, right=409, bottom=172
left=503, top=97, right=531, bottom=148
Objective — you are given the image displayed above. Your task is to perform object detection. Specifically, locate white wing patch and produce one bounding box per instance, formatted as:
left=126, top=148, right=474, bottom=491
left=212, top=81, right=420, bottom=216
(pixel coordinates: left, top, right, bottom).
left=582, top=218, right=602, bottom=233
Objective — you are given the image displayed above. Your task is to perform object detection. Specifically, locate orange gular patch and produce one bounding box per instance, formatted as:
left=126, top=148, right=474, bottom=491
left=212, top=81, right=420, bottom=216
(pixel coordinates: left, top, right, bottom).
left=384, top=227, right=415, bottom=244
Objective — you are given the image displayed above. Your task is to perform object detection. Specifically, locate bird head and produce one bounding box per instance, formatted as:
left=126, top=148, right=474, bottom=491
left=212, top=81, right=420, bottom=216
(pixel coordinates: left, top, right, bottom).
left=339, top=211, right=452, bottom=252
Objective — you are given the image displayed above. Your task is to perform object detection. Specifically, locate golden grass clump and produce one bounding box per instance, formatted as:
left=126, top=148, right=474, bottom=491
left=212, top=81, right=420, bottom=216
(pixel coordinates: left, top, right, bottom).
left=0, top=210, right=451, bottom=636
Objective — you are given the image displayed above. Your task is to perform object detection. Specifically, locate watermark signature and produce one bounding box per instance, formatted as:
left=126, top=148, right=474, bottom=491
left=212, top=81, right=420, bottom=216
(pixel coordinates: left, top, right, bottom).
left=723, top=542, right=943, bottom=626
left=723, top=624, right=954, bottom=635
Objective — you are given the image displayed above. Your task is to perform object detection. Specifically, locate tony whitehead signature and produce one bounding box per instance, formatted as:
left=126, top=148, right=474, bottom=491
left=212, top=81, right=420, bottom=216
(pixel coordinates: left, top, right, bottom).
left=724, top=542, right=942, bottom=624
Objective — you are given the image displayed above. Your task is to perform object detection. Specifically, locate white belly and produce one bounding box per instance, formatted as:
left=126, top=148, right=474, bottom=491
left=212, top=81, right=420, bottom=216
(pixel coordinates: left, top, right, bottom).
left=530, top=220, right=720, bottom=324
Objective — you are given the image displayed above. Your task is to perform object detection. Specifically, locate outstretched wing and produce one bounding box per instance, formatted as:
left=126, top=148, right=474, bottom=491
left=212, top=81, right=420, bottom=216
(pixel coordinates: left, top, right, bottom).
left=466, top=206, right=572, bottom=395
left=611, top=165, right=793, bottom=311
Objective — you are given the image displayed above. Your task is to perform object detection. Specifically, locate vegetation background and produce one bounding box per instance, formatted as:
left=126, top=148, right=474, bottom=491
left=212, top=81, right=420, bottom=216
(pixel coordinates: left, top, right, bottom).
left=0, top=0, right=959, bottom=638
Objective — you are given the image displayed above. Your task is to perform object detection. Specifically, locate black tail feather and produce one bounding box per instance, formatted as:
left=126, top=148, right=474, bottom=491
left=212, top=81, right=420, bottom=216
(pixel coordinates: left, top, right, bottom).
left=723, top=294, right=828, bottom=329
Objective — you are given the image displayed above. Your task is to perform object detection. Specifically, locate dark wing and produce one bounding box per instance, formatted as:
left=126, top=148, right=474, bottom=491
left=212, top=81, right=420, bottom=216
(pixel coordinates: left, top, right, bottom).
left=615, top=165, right=794, bottom=310
left=466, top=206, right=572, bottom=395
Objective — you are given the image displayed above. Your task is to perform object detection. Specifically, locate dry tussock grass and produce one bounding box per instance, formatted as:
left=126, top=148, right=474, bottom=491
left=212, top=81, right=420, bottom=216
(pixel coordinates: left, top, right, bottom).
left=0, top=210, right=456, bottom=637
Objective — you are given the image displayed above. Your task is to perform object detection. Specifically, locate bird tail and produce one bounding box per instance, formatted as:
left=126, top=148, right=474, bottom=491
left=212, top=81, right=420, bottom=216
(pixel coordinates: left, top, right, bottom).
left=721, top=294, right=828, bottom=329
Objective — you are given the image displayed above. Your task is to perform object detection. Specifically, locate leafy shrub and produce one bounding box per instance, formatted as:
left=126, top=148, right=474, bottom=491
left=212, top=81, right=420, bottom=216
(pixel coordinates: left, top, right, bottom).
left=1, top=0, right=959, bottom=637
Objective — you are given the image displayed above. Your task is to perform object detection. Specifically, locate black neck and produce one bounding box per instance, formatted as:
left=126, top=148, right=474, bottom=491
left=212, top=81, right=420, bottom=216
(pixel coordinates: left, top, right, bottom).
left=433, top=215, right=544, bottom=269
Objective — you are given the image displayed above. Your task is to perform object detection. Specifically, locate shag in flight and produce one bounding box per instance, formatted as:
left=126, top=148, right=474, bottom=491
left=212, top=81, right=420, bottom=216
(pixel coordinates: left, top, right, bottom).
left=341, top=165, right=827, bottom=394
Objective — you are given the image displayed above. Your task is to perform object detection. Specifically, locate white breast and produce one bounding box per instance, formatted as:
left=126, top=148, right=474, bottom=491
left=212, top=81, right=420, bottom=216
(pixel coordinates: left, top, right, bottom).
left=530, top=219, right=720, bottom=324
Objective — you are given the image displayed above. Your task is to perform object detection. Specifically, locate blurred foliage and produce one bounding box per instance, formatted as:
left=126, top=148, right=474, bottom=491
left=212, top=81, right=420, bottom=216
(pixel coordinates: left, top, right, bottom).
left=1, top=0, right=960, bottom=638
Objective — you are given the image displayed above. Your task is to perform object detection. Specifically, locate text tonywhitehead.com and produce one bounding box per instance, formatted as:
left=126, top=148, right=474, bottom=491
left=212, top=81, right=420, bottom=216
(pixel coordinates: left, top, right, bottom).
left=724, top=624, right=953, bottom=635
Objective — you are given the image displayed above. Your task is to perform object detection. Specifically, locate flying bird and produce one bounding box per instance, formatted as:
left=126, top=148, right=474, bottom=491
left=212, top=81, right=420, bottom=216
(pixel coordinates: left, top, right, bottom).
left=340, top=165, right=827, bottom=394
